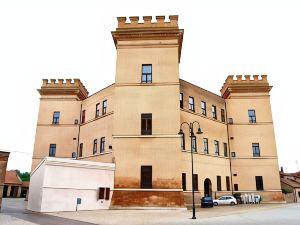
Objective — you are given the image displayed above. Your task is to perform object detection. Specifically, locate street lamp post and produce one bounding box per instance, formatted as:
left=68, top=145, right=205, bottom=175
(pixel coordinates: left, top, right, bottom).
left=178, top=121, right=203, bottom=220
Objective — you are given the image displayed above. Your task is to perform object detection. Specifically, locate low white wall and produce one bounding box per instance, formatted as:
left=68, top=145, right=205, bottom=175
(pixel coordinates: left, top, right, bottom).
left=28, top=157, right=115, bottom=212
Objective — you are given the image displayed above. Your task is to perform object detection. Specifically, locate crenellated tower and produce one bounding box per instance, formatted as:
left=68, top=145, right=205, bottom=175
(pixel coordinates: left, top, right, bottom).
left=221, top=75, right=283, bottom=202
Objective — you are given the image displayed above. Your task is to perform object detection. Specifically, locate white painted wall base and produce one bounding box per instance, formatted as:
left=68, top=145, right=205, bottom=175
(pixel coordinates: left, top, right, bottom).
left=28, top=157, right=115, bottom=212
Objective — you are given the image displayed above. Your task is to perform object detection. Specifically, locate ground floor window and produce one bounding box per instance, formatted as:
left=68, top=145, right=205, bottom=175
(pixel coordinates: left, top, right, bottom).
left=226, top=176, right=230, bottom=191
left=182, top=173, right=186, bottom=191
left=255, top=176, right=264, bottom=190
left=193, top=174, right=198, bottom=191
left=234, top=184, right=238, bottom=191
left=217, top=176, right=222, bottom=191
left=141, top=166, right=152, bottom=189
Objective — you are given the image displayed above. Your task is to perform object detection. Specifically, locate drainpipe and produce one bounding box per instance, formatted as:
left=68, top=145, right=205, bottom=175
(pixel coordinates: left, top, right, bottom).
left=76, top=103, right=82, bottom=159
left=225, top=102, right=234, bottom=196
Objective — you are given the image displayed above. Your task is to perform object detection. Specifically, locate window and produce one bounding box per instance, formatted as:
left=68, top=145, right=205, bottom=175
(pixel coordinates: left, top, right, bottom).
left=182, top=173, right=186, bottom=191
left=212, top=105, right=217, bottom=119
left=141, top=64, right=152, bottom=83
left=141, top=166, right=152, bottom=189
left=193, top=174, right=198, bottom=191
left=217, top=176, right=221, bottom=191
left=79, top=143, right=83, bottom=157
left=191, top=136, right=197, bottom=152
left=252, top=143, right=260, bottom=157
left=226, top=176, right=230, bottom=191
left=102, top=100, right=107, bottom=115
left=180, top=93, right=183, bottom=109
left=234, top=184, right=239, bottom=191
left=189, top=97, right=195, bottom=112
left=214, top=140, right=219, bottom=155
left=81, top=110, right=86, bottom=123
left=201, top=101, right=206, bottom=116
left=221, top=109, right=225, bottom=123
left=224, top=143, right=228, bottom=157
left=52, top=112, right=60, bottom=124
left=203, top=138, right=209, bottom=154
left=248, top=110, right=256, bottom=123
left=49, top=144, right=56, bottom=157
left=298, top=191, right=300, bottom=198
left=93, top=139, right=97, bottom=154
left=231, top=152, right=236, bottom=157
left=105, top=187, right=110, bottom=200
left=100, top=137, right=105, bottom=153
left=141, top=113, right=152, bottom=135
left=99, top=187, right=105, bottom=199
left=95, top=103, right=100, bottom=117
left=181, top=133, right=185, bottom=150
left=255, top=176, right=264, bottom=190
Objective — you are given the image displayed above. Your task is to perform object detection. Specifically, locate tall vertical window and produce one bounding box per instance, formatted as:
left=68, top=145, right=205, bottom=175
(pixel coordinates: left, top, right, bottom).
left=221, top=109, right=225, bottom=123
left=255, top=176, right=264, bottom=190
left=81, top=110, right=86, bottom=123
left=52, top=112, right=60, bottom=124
left=203, top=138, right=209, bottom=154
left=214, top=140, right=219, bottom=155
left=49, top=144, right=56, bottom=157
left=141, top=166, right=152, bottom=189
left=191, top=136, right=197, bottom=152
left=226, top=176, right=230, bottom=191
left=182, top=173, right=186, bottom=191
left=141, top=64, right=152, bottom=83
left=100, top=137, right=105, bottom=153
left=248, top=110, right=256, bottom=123
left=141, top=113, right=152, bottom=135
left=193, top=174, right=198, bottom=191
left=102, top=100, right=107, bottom=115
left=95, top=103, right=100, bottom=117
left=189, top=97, right=195, bottom=112
left=234, top=184, right=239, bottom=191
left=180, top=93, right=183, bottom=109
left=201, top=101, right=206, bottom=116
left=181, top=133, right=185, bottom=150
left=93, top=139, right=97, bottom=154
left=79, top=143, right=83, bottom=157
left=212, top=105, right=217, bottom=119
left=223, top=143, right=228, bottom=157
left=252, top=143, right=260, bottom=157
left=217, top=176, right=222, bottom=191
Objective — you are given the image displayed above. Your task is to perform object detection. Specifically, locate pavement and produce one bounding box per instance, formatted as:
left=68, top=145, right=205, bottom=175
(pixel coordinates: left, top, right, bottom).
left=1, top=198, right=300, bottom=225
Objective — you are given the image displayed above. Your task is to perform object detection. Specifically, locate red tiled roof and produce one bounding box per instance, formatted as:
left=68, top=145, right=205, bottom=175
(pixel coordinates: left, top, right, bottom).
left=4, top=171, right=22, bottom=185
left=281, top=178, right=300, bottom=188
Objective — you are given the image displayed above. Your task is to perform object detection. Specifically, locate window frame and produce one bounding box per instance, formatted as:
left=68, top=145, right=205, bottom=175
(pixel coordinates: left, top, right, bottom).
left=52, top=111, right=60, bottom=124
left=226, top=176, right=230, bottom=191
left=180, top=93, right=183, bottom=109
left=203, top=138, right=209, bottom=154
left=189, top=96, right=195, bottom=112
left=255, top=176, right=264, bottom=190
left=181, top=132, right=185, bottom=150
left=141, top=64, right=152, bottom=83
left=100, top=137, right=105, bottom=153
left=95, top=103, right=100, bottom=117
left=252, top=143, right=260, bottom=157
left=201, top=101, right=206, bottom=116
left=193, top=174, right=199, bottom=191
left=49, top=144, right=56, bottom=157
left=79, top=143, right=83, bottom=157
left=214, top=140, right=219, bottom=156
left=191, top=136, right=197, bottom=152
left=102, top=100, right=107, bottom=115
left=248, top=109, right=256, bottom=123
left=221, top=109, right=225, bottom=123
left=217, top=175, right=222, bottom=191
left=141, top=113, right=152, bottom=135
left=182, top=173, right=186, bottom=191
left=81, top=110, right=86, bottom=123
left=223, top=143, right=228, bottom=157
left=212, top=105, right=217, bottom=119
left=93, top=139, right=97, bottom=154
left=141, top=166, right=152, bottom=189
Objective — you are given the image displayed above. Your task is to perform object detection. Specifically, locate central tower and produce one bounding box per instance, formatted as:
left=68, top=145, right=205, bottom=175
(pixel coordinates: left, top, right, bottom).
left=111, top=15, right=185, bottom=207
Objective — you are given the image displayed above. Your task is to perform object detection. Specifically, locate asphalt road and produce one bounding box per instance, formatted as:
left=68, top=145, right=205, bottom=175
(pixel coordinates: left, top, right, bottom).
left=1, top=198, right=299, bottom=225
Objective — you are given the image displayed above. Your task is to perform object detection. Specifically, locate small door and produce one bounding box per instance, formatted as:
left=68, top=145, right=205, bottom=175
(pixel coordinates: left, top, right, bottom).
left=141, top=166, right=152, bottom=189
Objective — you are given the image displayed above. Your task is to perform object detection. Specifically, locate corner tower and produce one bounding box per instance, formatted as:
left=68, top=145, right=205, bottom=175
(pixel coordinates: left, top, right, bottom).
left=221, top=75, right=283, bottom=202
left=111, top=16, right=185, bottom=207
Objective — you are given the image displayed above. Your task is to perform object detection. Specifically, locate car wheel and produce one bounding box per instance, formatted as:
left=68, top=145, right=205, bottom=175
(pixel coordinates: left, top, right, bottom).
left=230, top=202, right=235, bottom=205
left=214, top=202, right=218, bottom=206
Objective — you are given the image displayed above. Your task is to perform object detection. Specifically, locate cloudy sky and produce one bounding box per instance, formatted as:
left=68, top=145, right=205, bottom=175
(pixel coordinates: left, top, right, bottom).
left=0, top=0, right=299, bottom=172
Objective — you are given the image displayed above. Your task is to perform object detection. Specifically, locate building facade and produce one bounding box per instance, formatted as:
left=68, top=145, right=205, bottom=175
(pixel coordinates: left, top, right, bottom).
left=31, top=15, right=283, bottom=208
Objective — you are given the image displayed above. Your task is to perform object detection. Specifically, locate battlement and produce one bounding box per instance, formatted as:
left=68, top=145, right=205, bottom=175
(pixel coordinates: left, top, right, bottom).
left=39, top=79, right=89, bottom=100
left=117, top=15, right=178, bottom=29
left=221, top=75, right=272, bottom=99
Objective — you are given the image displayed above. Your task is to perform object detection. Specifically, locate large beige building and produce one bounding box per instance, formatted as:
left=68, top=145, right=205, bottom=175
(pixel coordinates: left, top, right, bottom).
left=31, top=15, right=283, bottom=207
